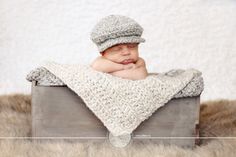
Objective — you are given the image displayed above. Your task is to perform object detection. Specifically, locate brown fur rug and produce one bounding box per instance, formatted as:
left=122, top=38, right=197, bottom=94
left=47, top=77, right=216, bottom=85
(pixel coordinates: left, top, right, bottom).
left=0, top=94, right=236, bottom=156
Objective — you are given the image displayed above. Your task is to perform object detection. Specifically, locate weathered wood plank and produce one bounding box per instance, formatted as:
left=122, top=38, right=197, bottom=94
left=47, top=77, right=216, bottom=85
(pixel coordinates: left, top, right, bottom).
left=31, top=81, right=200, bottom=148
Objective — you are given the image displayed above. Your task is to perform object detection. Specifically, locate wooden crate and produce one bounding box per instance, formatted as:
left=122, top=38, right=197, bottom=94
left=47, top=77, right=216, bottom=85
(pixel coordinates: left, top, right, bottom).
left=31, top=81, right=200, bottom=148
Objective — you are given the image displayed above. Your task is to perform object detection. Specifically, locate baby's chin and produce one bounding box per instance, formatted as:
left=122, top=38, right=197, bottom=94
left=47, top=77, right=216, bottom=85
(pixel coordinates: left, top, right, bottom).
left=123, top=61, right=136, bottom=65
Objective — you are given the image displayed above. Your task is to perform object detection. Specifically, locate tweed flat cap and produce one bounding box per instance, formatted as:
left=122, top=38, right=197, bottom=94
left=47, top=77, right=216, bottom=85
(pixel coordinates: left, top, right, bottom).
left=90, top=14, right=145, bottom=53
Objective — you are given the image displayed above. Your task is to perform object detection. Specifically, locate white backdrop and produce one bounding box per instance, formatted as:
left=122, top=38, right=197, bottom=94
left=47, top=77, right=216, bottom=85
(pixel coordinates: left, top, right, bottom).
left=0, top=0, right=235, bottom=102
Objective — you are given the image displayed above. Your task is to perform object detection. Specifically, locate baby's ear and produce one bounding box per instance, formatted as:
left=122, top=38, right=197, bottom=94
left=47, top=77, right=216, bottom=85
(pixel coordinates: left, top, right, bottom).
left=100, top=52, right=105, bottom=56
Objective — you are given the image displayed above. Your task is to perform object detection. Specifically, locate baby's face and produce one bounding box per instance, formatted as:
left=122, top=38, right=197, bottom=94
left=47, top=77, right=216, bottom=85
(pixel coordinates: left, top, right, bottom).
left=101, top=43, right=139, bottom=64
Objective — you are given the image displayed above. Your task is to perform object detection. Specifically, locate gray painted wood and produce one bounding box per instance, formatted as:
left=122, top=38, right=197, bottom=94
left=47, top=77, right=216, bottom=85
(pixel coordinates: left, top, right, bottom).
left=31, top=81, right=200, bottom=148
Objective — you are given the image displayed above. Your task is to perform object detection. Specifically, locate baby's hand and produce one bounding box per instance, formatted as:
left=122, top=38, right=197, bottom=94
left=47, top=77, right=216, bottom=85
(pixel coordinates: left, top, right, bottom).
left=123, top=63, right=136, bottom=70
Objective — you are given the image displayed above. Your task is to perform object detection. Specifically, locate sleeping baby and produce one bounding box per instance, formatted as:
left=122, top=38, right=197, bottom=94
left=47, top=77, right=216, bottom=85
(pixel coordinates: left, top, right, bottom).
left=90, top=14, right=148, bottom=80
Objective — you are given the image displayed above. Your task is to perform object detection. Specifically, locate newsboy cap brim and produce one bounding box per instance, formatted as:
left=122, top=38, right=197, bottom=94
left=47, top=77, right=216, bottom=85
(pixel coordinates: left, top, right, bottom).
left=98, top=36, right=145, bottom=53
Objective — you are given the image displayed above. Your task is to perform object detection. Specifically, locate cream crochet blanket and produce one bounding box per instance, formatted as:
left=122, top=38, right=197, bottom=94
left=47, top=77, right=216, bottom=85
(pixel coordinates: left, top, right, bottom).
left=42, top=61, right=201, bottom=136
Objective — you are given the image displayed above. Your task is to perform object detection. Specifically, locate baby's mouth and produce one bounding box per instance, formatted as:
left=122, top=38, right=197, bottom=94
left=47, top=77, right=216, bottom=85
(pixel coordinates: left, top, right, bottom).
left=121, top=59, right=134, bottom=64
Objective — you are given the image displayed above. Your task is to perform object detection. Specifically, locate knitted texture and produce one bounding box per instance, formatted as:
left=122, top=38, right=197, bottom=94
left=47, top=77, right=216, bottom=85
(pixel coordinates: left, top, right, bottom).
left=90, top=14, right=145, bottom=52
left=31, top=61, right=203, bottom=136
left=26, top=67, right=204, bottom=99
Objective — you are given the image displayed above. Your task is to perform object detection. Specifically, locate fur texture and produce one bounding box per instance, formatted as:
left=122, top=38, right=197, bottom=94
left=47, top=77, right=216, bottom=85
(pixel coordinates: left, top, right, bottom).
left=0, top=94, right=236, bottom=156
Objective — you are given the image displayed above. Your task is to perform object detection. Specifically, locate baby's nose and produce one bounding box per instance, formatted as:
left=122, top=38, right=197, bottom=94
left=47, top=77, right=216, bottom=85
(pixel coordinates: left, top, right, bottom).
left=121, top=47, right=131, bottom=55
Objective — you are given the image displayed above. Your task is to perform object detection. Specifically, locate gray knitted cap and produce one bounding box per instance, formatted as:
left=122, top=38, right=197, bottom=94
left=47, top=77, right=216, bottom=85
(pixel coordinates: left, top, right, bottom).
left=90, top=15, right=145, bottom=53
